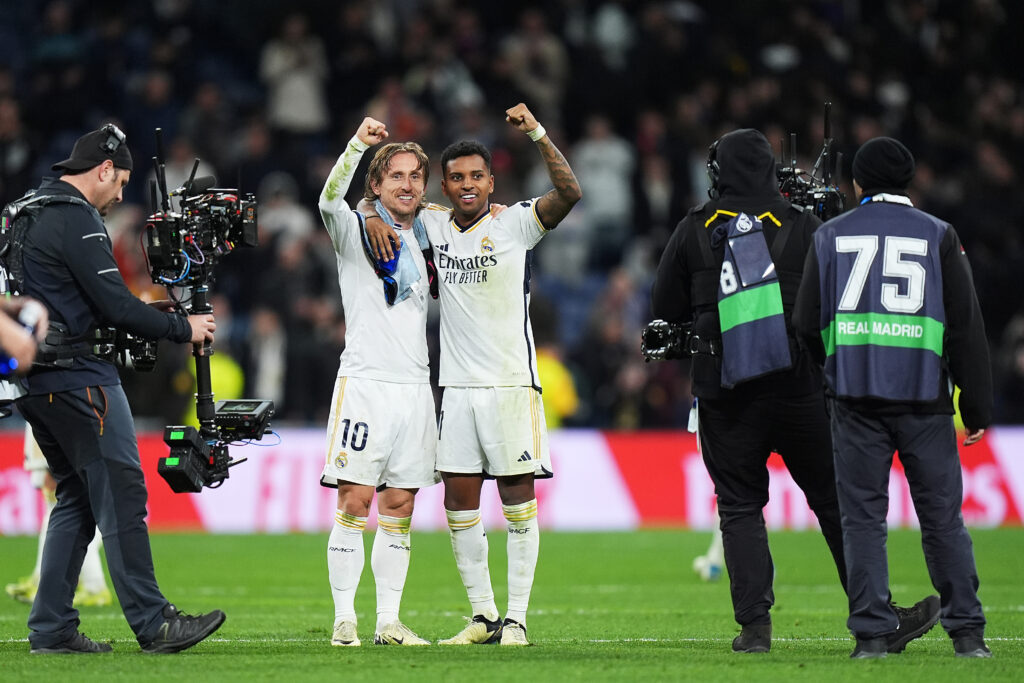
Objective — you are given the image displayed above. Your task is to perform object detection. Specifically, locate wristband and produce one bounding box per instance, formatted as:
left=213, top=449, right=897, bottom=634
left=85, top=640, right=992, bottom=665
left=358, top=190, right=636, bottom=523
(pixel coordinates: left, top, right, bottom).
left=527, top=124, right=547, bottom=142
left=349, top=135, right=370, bottom=153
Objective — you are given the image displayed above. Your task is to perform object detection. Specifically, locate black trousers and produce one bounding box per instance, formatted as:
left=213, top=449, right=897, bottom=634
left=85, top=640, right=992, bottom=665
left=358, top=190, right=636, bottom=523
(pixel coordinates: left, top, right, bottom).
left=830, top=401, right=985, bottom=639
left=699, top=391, right=847, bottom=626
left=19, top=384, right=167, bottom=648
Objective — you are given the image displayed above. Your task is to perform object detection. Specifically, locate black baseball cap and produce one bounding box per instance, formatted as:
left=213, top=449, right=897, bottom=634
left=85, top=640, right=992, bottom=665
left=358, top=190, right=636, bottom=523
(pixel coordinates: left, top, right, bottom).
left=52, top=124, right=133, bottom=173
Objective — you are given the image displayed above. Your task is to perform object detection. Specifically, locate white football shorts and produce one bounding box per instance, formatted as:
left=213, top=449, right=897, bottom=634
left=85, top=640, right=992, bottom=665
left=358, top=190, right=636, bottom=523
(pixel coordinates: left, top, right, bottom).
left=320, top=376, right=438, bottom=489
left=437, top=386, right=552, bottom=478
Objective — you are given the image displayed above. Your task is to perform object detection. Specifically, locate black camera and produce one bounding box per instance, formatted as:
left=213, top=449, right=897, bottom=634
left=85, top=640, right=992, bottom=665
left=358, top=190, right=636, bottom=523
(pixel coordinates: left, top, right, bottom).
left=91, top=327, right=159, bottom=372
left=158, top=401, right=275, bottom=493
left=641, top=320, right=692, bottom=361
left=776, top=102, right=847, bottom=221
left=146, top=128, right=274, bottom=493
left=144, top=185, right=257, bottom=288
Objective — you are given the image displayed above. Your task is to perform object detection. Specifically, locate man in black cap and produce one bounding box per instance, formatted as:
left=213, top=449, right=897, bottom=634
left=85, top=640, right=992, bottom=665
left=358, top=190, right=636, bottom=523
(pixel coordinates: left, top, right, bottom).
left=11, top=124, right=226, bottom=654
left=794, top=136, right=993, bottom=658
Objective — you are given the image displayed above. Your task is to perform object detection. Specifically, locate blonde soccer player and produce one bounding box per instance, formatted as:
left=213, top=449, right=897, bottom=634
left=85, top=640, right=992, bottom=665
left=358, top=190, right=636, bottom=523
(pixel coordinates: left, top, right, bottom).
left=318, top=117, right=439, bottom=647
left=365, top=103, right=581, bottom=646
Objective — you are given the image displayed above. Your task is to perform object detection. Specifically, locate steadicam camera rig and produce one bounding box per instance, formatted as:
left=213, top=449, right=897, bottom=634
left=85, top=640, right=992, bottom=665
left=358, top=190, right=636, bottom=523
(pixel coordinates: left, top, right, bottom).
left=642, top=103, right=847, bottom=362
left=145, top=128, right=274, bottom=492
left=775, top=101, right=846, bottom=222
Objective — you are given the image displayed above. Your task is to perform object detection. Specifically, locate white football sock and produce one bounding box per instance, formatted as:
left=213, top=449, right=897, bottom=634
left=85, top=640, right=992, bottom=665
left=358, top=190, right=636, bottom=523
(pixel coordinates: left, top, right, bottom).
left=446, top=508, right=498, bottom=622
left=79, top=534, right=107, bottom=592
left=328, top=511, right=367, bottom=625
left=372, top=515, right=411, bottom=629
left=503, top=499, right=539, bottom=625
left=708, top=513, right=724, bottom=566
left=31, top=497, right=56, bottom=580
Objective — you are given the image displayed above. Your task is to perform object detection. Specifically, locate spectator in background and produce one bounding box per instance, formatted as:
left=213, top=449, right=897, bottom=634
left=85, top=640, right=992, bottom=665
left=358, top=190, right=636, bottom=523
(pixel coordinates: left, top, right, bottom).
left=0, top=96, right=37, bottom=207
left=531, top=295, right=579, bottom=429
left=572, top=114, right=635, bottom=270
left=124, top=69, right=180, bottom=189
left=178, top=81, right=235, bottom=174
left=259, top=11, right=330, bottom=175
left=403, top=41, right=484, bottom=141
left=257, top=171, right=316, bottom=247
left=994, top=315, right=1024, bottom=424
left=499, top=9, right=568, bottom=129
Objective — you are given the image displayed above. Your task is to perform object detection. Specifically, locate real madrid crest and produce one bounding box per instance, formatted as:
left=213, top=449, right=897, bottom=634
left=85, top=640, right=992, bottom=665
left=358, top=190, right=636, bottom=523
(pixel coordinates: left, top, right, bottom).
left=480, top=236, right=495, bottom=253
left=737, top=213, right=753, bottom=233
left=335, top=452, right=348, bottom=468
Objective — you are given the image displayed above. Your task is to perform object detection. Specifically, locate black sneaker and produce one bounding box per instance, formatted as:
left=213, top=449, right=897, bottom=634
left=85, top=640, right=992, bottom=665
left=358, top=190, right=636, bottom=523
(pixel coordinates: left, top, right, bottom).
left=30, top=632, right=113, bottom=654
left=887, top=595, right=940, bottom=653
left=953, top=634, right=992, bottom=658
left=851, top=636, right=887, bottom=659
left=732, top=623, right=771, bottom=653
left=141, top=604, right=226, bottom=654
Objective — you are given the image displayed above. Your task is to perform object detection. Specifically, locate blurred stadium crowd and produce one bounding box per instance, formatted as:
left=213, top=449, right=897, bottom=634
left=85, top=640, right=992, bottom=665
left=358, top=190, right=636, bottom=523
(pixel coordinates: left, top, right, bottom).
left=0, top=0, right=1021, bottom=427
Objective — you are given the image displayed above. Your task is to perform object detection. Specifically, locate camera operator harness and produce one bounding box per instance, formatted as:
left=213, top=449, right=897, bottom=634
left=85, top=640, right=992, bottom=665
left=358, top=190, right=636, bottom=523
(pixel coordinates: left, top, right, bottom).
left=0, top=191, right=153, bottom=370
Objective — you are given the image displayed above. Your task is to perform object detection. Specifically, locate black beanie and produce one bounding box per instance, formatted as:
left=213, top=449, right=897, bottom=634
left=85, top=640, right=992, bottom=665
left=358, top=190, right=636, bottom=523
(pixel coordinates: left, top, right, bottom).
left=852, top=137, right=915, bottom=195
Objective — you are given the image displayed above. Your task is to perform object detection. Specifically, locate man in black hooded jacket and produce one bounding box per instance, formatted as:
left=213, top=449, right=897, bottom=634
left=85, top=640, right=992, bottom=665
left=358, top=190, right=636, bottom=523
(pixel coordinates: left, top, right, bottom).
left=651, top=129, right=937, bottom=654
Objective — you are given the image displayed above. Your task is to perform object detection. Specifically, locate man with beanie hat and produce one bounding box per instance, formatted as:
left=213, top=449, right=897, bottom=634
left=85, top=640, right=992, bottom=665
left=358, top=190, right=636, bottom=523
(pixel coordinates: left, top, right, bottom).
left=795, top=136, right=994, bottom=658
left=10, top=124, right=226, bottom=654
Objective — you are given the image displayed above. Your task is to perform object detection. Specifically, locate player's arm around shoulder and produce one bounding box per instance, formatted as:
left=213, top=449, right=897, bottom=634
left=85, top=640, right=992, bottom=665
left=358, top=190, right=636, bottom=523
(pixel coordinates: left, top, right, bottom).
left=505, top=103, right=582, bottom=230
left=319, top=117, right=389, bottom=247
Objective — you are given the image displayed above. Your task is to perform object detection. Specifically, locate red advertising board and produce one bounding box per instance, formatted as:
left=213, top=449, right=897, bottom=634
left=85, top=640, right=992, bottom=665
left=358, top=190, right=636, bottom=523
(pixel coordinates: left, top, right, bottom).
left=1, top=427, right=1021, bottom=534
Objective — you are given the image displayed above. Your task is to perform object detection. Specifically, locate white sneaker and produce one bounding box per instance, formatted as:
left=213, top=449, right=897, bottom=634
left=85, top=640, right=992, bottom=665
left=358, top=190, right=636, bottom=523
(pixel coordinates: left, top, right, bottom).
left=374, top=621, right=430, bottom=645
left=331, top=620, right=360, bottom=647
left=499, top=618, right=529, bottom=646
left=438, top=615, right=503, bottom=645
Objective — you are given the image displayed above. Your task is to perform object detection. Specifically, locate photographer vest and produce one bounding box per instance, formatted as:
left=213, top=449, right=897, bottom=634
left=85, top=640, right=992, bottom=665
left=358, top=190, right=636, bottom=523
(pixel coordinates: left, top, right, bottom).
left=813, top=202, right=947, bottom=402
left=713, top=212, right=792, bottom=387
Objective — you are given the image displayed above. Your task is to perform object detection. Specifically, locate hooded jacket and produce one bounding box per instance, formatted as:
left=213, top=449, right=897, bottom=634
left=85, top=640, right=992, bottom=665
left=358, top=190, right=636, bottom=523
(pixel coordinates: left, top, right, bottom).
left=651, top=129, right=822, bottom=399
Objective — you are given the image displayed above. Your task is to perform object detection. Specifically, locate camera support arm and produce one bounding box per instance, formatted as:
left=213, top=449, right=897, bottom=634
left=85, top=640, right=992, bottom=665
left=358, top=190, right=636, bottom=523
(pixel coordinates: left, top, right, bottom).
left=189, top=284, right=217, bottom=438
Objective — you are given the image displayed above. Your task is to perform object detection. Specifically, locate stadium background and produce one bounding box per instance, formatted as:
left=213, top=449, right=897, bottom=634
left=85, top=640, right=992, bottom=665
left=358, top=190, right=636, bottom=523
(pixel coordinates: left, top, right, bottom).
left=0, top=0, right=1023, bottom=532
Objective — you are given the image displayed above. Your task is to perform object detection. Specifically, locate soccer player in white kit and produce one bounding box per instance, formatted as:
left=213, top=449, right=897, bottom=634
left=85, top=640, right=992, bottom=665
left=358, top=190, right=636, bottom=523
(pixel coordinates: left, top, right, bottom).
left=318, top=117, right=438, bottom=647
left=366, top=103, right=581, bottom=646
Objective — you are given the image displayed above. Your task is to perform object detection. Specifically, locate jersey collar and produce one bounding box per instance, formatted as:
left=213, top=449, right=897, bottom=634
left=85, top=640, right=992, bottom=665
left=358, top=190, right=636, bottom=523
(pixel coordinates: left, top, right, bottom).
left=451, top=204, right=491, bottom=233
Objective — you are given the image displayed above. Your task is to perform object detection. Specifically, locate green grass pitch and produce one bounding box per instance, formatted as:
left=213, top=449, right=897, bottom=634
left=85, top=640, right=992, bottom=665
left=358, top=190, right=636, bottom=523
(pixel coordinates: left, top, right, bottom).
left=1, top=529, right=1021, bottom=681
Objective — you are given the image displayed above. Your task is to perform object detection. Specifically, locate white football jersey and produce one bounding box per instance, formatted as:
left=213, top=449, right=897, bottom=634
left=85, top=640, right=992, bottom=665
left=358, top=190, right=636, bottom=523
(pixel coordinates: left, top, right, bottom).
left=421, top=199, right=547, bottom=388
left=318, top=142, right=430, bottom=383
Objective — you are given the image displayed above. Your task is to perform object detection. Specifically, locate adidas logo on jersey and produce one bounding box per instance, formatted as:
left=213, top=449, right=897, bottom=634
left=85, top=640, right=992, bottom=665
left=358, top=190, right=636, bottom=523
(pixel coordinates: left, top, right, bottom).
left=518, top=451, right=532, bottom=462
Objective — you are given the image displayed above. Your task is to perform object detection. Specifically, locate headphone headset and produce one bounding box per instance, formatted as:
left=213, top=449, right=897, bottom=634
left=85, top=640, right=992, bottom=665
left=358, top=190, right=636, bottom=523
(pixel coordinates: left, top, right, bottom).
left=706, top=138, right=721, bottom=200
left=99, top=123, right=126, bottom=156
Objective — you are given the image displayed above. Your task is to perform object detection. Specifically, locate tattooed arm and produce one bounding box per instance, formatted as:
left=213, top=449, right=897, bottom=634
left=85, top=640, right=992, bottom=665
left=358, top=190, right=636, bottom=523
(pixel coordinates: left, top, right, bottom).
left=505, top=103, right=582, bottom=229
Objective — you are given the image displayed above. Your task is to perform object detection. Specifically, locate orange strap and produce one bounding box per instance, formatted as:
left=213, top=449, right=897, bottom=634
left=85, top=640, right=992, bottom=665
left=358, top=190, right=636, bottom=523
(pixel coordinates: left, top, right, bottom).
left=85, top=386, right=109, bottom=436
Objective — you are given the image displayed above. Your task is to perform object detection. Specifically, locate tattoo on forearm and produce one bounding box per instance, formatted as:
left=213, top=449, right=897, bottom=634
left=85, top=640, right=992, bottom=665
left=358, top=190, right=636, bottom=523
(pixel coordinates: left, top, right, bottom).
left=537, top=139, right=581, bottom=225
